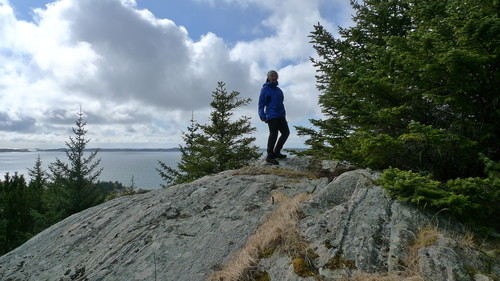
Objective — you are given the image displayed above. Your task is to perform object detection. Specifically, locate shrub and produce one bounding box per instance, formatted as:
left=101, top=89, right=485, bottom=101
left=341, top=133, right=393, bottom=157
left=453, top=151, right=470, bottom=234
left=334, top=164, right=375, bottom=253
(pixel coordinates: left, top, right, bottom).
left=379, top=156, right=500, bottom=232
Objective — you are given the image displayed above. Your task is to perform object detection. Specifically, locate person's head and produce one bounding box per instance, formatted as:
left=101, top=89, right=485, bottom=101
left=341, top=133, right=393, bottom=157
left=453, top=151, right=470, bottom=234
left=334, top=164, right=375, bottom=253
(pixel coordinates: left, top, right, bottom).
left=266, top=70, right=279, bottom=83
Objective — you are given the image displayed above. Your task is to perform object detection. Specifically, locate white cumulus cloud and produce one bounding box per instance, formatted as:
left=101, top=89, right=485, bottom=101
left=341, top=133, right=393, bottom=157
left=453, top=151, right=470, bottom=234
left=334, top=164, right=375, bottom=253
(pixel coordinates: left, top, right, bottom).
left=0, top=0, right=353, bottom=148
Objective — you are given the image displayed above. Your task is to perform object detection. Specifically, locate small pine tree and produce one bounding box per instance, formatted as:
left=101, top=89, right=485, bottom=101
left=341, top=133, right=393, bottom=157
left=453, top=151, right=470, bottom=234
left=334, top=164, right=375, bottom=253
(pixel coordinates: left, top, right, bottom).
left=48, top=107, right=104, bottom=215
left=200, top=81, right=261, bottom=172
left=157, top=114, right=206, bottom=186
left=27, top=155, right=49, bottom=232
left=158, top=82, right=261, bottom=186
left=28, top=155, right=47, bottom=210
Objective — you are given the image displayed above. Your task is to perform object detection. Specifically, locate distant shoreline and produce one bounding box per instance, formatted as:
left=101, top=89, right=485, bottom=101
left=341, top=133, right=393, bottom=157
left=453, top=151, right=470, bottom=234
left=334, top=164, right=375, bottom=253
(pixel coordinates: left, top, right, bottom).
left=0, top=148, right=180, bottom=153
left=0, top=147, right=306, bottom=153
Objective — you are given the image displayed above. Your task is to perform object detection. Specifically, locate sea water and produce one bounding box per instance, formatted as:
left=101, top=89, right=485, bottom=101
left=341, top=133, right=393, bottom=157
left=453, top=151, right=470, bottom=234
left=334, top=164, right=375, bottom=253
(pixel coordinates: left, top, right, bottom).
left=0, top=150, right=182, bottom=190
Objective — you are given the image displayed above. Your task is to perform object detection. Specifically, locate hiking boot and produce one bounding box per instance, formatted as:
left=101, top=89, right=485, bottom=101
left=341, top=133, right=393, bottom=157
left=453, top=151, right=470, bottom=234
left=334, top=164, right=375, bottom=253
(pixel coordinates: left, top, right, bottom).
left=266, top=156, right=279, bottom=165
left=274, top=152, right=287, bottom=159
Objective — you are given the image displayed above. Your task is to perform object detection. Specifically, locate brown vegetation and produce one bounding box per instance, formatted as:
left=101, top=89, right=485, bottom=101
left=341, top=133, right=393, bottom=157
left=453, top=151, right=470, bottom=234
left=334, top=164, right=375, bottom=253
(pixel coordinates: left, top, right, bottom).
left=209, top=192, right=310, bottom=281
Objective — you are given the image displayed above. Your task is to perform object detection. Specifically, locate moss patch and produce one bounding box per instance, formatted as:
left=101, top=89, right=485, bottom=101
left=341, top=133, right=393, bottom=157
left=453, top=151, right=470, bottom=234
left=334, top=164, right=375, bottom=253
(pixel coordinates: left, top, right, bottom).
left=324, top=239, right=334, bottom=249
left=324, top=255, right=357, bottom=270
left=258, top=247, right=275, bottom=259
left=293, top=257, right=316, bottom=278
left=248, top=269, right=271, bottom=281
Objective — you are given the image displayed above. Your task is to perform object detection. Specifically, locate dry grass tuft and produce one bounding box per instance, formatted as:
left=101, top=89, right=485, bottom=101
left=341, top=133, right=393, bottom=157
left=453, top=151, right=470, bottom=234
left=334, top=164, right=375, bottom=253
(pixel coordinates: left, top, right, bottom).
left=405, top=225, right=440, bottom=276
left=412, top=226, right=440, bottom=249
left=209, top=192, right=311, bottom=281
left=455, top=230, right=476, bottom=248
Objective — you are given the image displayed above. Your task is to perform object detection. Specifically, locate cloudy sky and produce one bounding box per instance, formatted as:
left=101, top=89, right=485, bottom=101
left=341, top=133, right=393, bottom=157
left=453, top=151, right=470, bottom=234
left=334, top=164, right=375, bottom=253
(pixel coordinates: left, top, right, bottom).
left=0, top=0, right=353, bottom=149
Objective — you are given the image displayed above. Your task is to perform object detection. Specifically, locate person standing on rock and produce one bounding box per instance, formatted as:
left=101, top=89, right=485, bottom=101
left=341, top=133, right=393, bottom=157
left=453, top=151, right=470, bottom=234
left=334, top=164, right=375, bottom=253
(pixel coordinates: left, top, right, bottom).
left=258, top=70, right=290, bottom=165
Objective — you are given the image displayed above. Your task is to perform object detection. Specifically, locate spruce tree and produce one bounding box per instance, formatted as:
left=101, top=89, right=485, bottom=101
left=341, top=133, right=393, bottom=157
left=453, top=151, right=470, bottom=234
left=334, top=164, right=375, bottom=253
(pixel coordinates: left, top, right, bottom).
left=0, top=173, right=31, bottom=255
left=201, top=81, right=261, bottom=171
left=49, top=107, right=104, bottom=215
left=158, top=82, right=261, bottom=186
left=28, top=155, right=47, bottom=211
left=157, top=115, right=207, bottom=186
left=298, top=0, right=500, bottom=180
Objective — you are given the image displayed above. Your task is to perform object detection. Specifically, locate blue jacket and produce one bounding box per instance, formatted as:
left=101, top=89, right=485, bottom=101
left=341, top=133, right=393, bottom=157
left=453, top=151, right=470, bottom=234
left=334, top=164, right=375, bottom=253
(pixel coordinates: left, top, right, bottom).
left=258, top=82, right=286, bottom=121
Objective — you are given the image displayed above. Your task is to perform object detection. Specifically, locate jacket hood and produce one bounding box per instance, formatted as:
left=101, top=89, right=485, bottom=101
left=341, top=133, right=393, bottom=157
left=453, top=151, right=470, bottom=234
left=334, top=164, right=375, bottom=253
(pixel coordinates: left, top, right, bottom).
left=263, top=81, right=279, bottom=87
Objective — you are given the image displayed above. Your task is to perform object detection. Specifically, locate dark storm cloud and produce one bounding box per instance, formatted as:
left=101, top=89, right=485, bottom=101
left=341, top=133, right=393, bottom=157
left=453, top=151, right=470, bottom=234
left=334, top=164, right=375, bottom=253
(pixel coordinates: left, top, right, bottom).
left=0, top=111, right=36, bottom=132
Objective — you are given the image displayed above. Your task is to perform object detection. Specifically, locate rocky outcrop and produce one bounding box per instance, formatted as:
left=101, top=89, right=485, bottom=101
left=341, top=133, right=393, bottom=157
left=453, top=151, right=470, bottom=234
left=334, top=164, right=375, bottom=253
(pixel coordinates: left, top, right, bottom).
left=0, top=157, right=498, bottom=281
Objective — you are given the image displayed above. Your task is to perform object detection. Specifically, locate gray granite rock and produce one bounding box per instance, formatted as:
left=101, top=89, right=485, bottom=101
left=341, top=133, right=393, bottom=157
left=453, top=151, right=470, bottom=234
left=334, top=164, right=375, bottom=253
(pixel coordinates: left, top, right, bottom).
left=0, top=157, right=497, bottom=281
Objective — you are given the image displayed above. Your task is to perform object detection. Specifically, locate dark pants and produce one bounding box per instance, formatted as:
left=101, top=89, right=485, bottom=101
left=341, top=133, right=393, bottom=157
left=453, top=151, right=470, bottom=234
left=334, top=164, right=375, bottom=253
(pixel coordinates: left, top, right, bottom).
left=267, top=118, right=290, bottom=156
